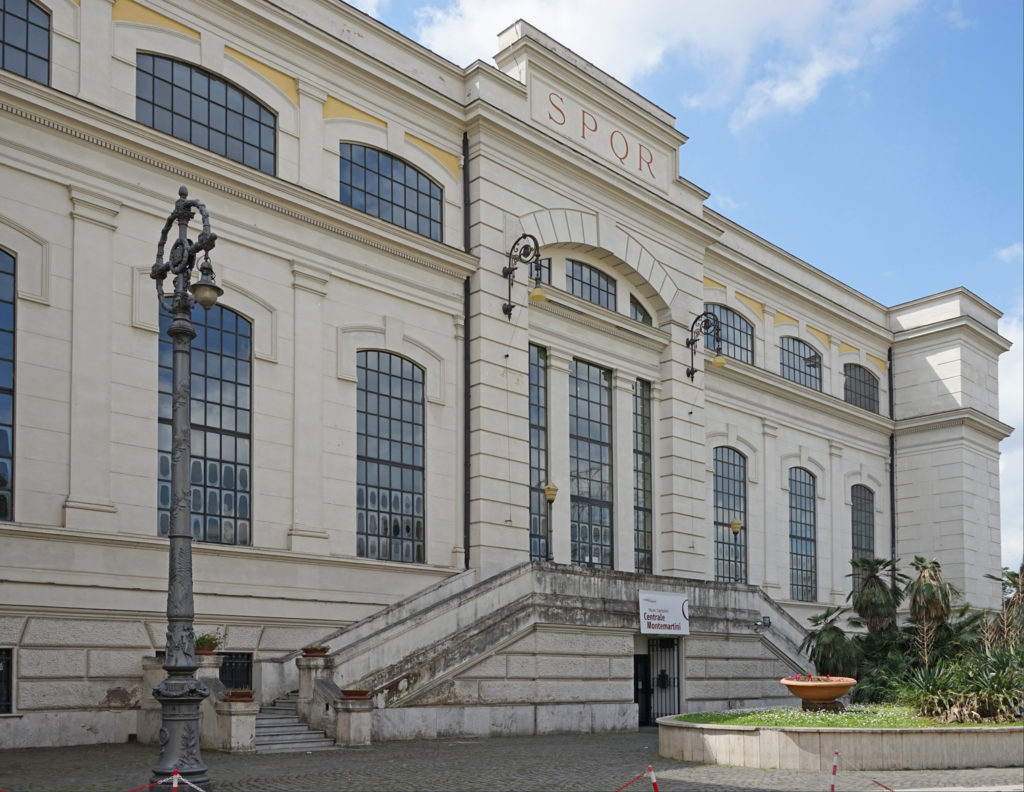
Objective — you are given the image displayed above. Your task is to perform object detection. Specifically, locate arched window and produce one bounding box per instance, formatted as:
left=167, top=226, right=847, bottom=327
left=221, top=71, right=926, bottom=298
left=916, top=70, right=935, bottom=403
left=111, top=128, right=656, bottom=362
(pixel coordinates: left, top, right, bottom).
left=566, top=259, right=616, bottom=311
left=356, top=351, right=425, bottom=563
left=780, top=336, right=822, bottom=390
left=339, top=144, right=442, bottom=241
left=633, top=379, right=653, bottom=573
left=630, top=296, right=652, bottom=326
left=713, top=447, right=746, bottom=583
left=844, top=363, right=879, bottom=413
left=788, top=467, right=816, bottom=601
left=1, top=0, right=49, bottom=85
left=136, top=54, right=277, bottom=174
left=704, top=304, right=753, bottom=364
left=529, top=344, right=549, bottom=561
left=0, top=249, right=15, bottom=521
left=158, top=304, right=253, bottom=544
left=569, top=359, right=613, bottom=568
left=850, top=485, right=875, bottom=593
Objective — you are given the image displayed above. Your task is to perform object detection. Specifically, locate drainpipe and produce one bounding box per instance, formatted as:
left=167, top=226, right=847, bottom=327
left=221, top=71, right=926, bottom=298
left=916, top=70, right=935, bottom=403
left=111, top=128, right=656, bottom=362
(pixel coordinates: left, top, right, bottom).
left=462, top=132, right=471, bottom=570
left=888, top=346, right=896, bottom=586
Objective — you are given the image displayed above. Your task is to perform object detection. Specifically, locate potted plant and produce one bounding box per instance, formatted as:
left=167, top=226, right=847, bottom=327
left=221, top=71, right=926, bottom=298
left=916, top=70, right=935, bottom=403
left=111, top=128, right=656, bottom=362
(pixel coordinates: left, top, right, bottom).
left=194, top=632, right=222, bottom=655
left=225, top=688, right=253, bottom=702
left=301, top=644, right=329, bottom=657
left=780, top=673, right=856, bottom=711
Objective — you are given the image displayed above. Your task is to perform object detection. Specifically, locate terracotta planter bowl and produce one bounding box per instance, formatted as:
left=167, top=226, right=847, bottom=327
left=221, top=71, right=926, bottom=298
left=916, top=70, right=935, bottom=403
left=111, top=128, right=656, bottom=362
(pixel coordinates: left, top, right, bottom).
left=780, top=677, right=856, bottom=709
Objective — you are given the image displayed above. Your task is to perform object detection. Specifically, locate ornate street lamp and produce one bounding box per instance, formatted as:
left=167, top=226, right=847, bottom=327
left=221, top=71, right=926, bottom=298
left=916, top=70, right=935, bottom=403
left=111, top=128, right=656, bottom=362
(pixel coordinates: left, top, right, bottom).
left=501, top=233, right=546, bottom=318
left=685, top=310, right=726, bottom=380
left=149, top=186, right=223, bottom=789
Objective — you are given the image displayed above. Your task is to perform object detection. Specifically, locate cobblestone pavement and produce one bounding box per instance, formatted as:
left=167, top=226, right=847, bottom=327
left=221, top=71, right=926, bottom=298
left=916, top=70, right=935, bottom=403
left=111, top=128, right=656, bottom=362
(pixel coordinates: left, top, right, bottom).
left=1, top=732, right=1021, bottom=792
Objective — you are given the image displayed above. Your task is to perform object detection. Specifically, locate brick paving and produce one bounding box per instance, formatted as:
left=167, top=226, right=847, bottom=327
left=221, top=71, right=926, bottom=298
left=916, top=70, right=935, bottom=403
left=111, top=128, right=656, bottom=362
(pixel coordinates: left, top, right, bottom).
left=0, top=731, right=1021, bottom=792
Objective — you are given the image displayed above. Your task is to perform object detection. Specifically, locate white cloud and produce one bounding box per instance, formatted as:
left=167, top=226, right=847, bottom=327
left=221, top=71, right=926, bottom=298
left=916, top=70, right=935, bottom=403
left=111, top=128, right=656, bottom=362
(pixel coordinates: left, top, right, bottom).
left=997, top=241, right=1024, bottom=263
left=999, top=297, right=1023, bottom=570
left=409, top=0, right=920, bottom=129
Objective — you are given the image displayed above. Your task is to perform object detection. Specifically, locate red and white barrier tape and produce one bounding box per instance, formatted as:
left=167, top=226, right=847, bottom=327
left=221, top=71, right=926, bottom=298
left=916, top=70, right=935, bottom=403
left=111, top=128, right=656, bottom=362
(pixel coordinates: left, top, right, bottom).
left=614, top=765, right=659, bottom=792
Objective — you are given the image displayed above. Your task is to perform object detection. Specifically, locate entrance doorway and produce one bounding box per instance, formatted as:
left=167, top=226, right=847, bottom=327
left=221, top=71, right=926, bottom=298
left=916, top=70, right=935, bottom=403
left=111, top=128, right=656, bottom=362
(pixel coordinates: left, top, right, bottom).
left=635, top=637, right=680, bottom=725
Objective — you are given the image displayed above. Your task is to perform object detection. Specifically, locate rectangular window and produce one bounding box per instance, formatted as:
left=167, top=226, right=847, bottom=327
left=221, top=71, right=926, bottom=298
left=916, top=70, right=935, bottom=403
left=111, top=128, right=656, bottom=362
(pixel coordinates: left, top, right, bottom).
left=0, top=249, right=15, bottom=521
left=570, top=359, right=613, bottom=569
left=633, top=379, right=652, bottom=573
left=789, top=467, right=817, bottom=601
left=0, top=648, right=11, bottom=714
left=850, top=485, right=875, bottom=594
left=529, top=345, right=549, bottom=561
left=713, top=447, right=747, bottom=583
left=1, top=0, right=49, bottom=85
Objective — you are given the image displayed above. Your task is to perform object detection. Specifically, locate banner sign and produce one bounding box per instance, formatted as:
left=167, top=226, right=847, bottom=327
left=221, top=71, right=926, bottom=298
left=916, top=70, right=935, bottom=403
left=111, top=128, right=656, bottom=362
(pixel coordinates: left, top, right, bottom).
left=639, top=589, right=690, bottom=635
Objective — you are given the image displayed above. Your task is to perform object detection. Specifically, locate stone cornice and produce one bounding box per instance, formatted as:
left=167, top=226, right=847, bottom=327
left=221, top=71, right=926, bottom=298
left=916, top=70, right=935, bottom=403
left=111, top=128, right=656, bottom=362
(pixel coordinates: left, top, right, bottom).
left=893, top=314, right=1011, bottom=353
left=895, top=408, right=1013, bottom=442
left=531, top=289, right=670, bottom=354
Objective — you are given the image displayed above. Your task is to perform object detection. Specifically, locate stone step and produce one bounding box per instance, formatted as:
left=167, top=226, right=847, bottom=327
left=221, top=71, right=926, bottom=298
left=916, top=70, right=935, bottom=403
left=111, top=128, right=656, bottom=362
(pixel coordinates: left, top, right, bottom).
left=257, top=723, right=319, bottom=736
left=253, top=691, right=334, bottom=754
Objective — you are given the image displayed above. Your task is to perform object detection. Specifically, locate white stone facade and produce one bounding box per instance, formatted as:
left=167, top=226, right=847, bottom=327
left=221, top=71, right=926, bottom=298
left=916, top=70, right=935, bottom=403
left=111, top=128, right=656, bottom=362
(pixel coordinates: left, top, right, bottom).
left=0, top=0, right=1011, bottom=747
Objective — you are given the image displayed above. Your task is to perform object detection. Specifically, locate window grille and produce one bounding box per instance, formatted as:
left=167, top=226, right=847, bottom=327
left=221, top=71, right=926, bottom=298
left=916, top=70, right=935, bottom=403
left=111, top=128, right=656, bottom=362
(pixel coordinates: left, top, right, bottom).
left=704, top=304, right=753, bottom=364
left=851, top=485, right=875, bottom=594
left=136, top=54, right=276, bottom=174
left=630, top=296, right=652, bottom=326
left=844, top=363, right=879, bottom=413
left=789, top=467, right=817, bottom=601
left=339, top=144, right=442, bottom=242
left=218, top=652, right=253, bottom=690
left=780, top=336, right=822, bottom=390
left=713, top=447, right=746, bottom=583
left=570, top=359, right=613, bottom=569
left=158, top=305, right=253, bottom=545
left=633, top=379, right=653, bottom=573
left=529, top=345, right=549, bottom=561
left=1, top=0, right=48, bottom=84
left=356, top=351, right=425, bottom=564
left=0, top=647, right=11, bottom=714
left=0, top=249, right=13, bottom=521
left=566, top=259, right=616, bottom=311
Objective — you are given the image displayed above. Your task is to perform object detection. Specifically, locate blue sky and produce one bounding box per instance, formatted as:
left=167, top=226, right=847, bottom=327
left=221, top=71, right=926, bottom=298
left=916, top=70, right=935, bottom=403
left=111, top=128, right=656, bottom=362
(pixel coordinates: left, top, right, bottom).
left=353, top=0, right=1023, bottom=571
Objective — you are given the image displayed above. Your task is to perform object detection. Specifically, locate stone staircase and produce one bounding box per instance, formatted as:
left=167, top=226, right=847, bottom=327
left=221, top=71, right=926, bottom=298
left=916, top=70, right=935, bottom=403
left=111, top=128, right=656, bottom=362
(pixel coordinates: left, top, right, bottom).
left=255, top=691, right=335, bottom=753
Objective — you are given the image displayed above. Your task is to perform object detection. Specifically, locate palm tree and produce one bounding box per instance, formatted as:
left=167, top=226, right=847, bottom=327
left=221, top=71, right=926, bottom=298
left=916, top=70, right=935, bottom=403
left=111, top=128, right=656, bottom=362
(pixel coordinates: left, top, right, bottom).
left=799, top=605, right=859, bottom=677
left=847, top=556, right=907, bottom=634
left=907, top=556, right=959, bottom=626
left=906, top=556, right=961, bottom=668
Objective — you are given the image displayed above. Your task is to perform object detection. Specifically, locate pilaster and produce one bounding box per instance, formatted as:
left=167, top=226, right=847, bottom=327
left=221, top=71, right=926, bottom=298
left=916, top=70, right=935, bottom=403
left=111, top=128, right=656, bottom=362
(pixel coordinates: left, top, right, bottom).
left=64, top=186, right=120, bottom=531
left=547, top=349, right=572, bottom=565
left=78, top=0, right=115, bottom=106
left=288, top=263, right=330, bottom=553
left=612, top=372, right=635, bottom=572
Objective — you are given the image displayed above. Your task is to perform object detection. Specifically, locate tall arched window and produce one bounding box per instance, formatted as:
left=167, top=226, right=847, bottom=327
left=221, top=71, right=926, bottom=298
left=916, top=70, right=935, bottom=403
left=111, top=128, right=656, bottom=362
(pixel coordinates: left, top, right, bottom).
left=158, top=305, right=253, bottom=544
left=0, top=248, right=15, bottom=521
left=339, top=144, right=442, bottom=241
left=356, top=351, right=425, bottom=563
left=570, top=359, right=613, bottom=568
left=704, top=304, right=753, bottom=364
left=529, top=344, right=549, bottom=561
left=788, top=467, right=816, bottom=601
left=844, top=363, right=879, bottom=413
left=780, top=337, right=822, bottom=390
left=633, top=379, right=653, bottom=573
left=851, top=485, right=875, bottom=593
left=713, top=447, right=746, bottom=583
left=566, top=260, right=616, bottom=311
left=1, top=0, right=49, bottom=85
left=136, top=54, right=277, bottom=174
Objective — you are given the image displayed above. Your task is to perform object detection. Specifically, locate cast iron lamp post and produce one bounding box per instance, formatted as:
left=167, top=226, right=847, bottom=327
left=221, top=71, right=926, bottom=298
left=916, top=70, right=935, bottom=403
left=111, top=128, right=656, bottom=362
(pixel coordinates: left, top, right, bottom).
left=149, top=186, right=223, bottom=789
left=685, top=310, right=726, bottom=380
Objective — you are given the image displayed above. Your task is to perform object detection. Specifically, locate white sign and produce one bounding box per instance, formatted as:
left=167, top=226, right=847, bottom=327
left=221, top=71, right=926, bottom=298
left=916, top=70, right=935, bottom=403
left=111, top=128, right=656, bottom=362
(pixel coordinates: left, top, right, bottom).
left=639, top=589, right=689, bottom=635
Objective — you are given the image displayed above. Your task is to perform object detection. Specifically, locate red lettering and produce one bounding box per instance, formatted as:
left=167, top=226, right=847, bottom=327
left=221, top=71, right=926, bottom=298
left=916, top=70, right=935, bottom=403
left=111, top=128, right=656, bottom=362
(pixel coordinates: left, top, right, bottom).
left=638, top=144, right=655, bottom=178
left=547, top=92, right=565, bottom=126
left=581, top=110, right=597, bottom=140
left=609, top=129, right=629, bottom=164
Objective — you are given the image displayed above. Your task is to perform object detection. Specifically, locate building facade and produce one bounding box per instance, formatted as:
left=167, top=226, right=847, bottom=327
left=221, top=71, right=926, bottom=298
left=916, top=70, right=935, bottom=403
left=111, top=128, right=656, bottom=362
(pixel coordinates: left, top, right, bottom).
left=0, top=0, right=1011, bottom=748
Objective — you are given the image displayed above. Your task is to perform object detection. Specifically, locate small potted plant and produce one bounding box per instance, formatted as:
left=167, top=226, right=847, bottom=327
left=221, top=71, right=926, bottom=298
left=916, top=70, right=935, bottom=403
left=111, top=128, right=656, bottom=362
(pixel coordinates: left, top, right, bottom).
left=225, top=688, right=253, bottom=702
left=301, top=644, right=329, bottom=657
left=194, top=632, right=222, bottom=655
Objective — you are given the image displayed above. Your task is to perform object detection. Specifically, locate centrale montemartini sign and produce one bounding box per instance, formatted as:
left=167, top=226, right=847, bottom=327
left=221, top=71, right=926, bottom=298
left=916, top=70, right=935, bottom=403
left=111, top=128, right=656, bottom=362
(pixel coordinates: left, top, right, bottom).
left=639, top=590, right=689, bottom=635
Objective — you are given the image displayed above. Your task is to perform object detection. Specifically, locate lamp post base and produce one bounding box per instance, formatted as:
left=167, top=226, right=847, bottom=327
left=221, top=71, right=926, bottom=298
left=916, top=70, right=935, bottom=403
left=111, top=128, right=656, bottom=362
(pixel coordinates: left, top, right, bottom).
left=151, top=678, right=211, bottom=791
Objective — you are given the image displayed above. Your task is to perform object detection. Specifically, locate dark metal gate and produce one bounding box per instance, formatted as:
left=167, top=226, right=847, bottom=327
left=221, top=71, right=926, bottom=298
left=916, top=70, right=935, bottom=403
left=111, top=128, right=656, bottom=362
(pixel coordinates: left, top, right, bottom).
left=648, top=638, right=679, bottom=721
left=218, top=652, right=252, bottom=690
left=0, top=648, right=12, bottom=714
